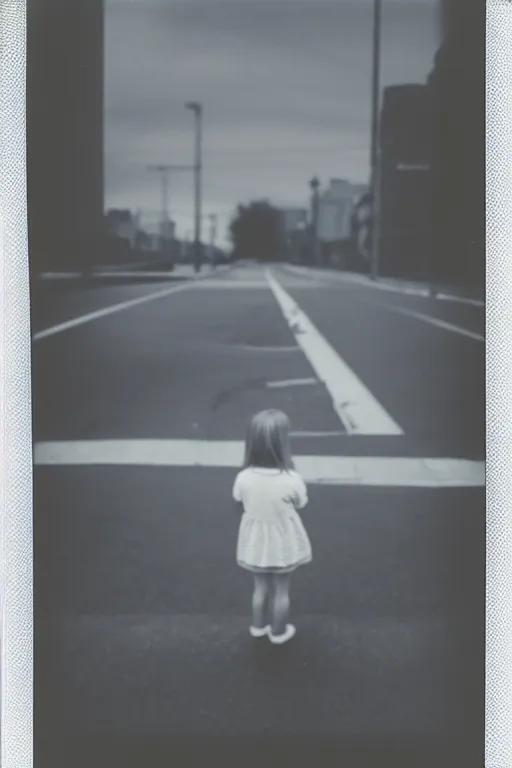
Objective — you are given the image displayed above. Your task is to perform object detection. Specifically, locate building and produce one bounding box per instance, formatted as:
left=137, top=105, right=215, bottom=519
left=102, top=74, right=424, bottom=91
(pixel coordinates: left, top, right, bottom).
left=427, top=0, right=484, bottom=291
left=27, top=0, right=104, bottom=281
left=138, top=211, right=176, bottom=247
left=277, top=208, right=308, bottom=264
left=317, top=179, right=367, bottom=243
left=376, top=84, right=433, bottom=280
left=105, top=209, right=141, bottom=249
left=278, top=208, right=308, bottom=235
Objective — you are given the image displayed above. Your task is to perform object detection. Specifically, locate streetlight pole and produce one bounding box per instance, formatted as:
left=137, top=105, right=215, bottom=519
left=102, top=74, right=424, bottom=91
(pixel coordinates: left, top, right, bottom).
left=209, top=213, right=217, bottom=268
left=309, top=176, right=320, bottom=265
left=147, top=164, right=172, bottom=243
left=185, top=101, right=203, bottom=273
left=370, top=0, right=382, bottom=281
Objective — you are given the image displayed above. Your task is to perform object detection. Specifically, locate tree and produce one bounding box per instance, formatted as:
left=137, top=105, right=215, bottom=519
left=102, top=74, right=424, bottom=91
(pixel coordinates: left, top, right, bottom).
left=229, top=200, right=283, bottom=262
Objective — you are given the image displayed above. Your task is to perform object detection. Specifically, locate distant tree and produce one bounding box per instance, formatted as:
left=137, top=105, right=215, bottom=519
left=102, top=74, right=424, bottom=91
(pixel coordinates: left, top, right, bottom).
left=229, top=200, right=283, bottom=262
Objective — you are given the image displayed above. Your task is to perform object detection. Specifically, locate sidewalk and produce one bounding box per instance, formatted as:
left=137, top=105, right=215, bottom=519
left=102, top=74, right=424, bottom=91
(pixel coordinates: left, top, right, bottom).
left=283, top=264, right=485, bottom=307
left=39, top=262, right=232, bottom=284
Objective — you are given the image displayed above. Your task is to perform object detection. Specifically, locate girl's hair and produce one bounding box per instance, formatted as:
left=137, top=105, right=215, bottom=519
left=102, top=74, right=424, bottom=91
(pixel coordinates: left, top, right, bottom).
left=244, top=409, right=294, bottom=471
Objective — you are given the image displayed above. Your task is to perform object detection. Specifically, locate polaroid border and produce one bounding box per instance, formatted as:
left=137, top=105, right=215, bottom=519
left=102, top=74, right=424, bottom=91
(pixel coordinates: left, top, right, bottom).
left=486, top=3, right=512, bottom=766
left=0, top=1, right=33, bottom=767
left=0, top=1, right=511, bottom=767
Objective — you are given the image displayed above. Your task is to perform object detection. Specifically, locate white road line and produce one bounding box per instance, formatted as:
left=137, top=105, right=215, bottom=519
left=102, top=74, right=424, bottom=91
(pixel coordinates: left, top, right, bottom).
left=289, top=431, right=346, bottom=437
left=41, top=271, right=178, bottom=280
left=266, top=377, right=318, bottom=389
left=380, top=304, right=485, bottom=342
left=33, top=439, right=485, bottom=487
left=266, top=271, right=403, bottom=436
left=235, top=344, right=300, bottom=353
left=436, top=293, right=485, bottom=308
left=33, top=274, right=221, bottom=341
left=192, top=280, right=269, bottom=289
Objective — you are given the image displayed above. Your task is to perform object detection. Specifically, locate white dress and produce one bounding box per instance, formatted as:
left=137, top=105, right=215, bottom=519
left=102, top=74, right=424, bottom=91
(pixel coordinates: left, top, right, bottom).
left=233, top=467, right=312, bottom=573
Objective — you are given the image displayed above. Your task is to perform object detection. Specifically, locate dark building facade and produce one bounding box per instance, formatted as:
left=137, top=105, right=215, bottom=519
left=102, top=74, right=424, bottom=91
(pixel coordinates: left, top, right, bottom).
left=27, top=0, right=104, bottom=282
left=427, top=0, right=484, bottom=292
left=377, top=84, right=433, bottom=280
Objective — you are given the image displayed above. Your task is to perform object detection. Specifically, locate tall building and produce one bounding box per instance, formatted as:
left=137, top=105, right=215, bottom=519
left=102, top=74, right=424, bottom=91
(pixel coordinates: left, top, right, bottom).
left=27, top=0, right=104, bottom=281
left=377, top=85, right=433, bottom=280
left=428, top=0, right=484, bottom=290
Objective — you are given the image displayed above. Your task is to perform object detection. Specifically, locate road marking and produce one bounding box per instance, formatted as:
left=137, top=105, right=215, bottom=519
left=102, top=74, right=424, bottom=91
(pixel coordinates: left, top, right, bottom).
left=234, top=344, right=300, bottom=353
left=289, top=431, right=346, bottom=437
left=33, top=275, right=218, bottom=341
left=266, top=271, right=403, bottom=436
left=40, top=270, right=177, bottom=280
left=379, top=304, right=485, bottom=342
left=436, top=293, right=484, bottom=308
left=192, top=280, right=269, bottom=288
left=33, top=439, right=484, bottom=487
left=266, top=377, right=318, bottom=389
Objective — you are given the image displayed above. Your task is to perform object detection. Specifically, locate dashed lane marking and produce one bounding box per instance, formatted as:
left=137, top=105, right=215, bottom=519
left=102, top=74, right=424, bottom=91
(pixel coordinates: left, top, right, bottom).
left=266, top=377, right=318, bottom=388
left=266, top=270, right=404, bottom=436
left=33, top=440, right=484, bottom=487
left=378, top=304, right=485, bottom=343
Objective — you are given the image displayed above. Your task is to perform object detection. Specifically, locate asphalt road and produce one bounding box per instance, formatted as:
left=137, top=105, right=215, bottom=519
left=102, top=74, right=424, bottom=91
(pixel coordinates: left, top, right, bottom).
left=32, top=263, right=485, bottom=767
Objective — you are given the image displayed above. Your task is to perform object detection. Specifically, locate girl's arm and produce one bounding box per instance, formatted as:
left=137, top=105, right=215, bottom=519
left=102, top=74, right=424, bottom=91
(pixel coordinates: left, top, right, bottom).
left=232, top=472, right=244, bottom=514
left=292, top=473, right=308, bottom=509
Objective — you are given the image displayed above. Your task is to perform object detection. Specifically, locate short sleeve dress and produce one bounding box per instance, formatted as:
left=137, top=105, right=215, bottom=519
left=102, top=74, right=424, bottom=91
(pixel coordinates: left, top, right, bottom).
left=232, top=467, right=312, bottom=574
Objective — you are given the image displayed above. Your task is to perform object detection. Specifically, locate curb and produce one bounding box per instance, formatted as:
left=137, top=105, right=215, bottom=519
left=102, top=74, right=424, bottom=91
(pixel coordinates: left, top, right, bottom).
left=39, top=264, right=234, bottom=284
left=282, top=264, right=485, bottom=307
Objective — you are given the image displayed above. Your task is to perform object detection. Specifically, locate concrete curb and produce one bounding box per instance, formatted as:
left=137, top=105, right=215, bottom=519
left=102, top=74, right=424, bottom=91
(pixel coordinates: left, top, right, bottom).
left=39, top=264, right=234, bottom=283
left=282, top=264, right=485, bottom=307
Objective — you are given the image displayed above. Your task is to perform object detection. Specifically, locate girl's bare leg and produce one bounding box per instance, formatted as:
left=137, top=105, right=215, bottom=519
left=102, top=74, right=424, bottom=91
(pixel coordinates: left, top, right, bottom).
left=270, top=574, right=291, bottom=636
left=252, top=574, right=271, bottom=629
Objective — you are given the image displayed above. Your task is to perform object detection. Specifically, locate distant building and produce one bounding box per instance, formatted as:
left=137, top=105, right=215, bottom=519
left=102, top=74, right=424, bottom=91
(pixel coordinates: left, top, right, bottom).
left=138, top=211, right=176, bottom=246
left=317, top=179, right=367, bottom=243
left=105, top=209, right=140, bottom=248
left=277, top=208, right=308, bottom=264
left=278, top=208, right=308, bottom=235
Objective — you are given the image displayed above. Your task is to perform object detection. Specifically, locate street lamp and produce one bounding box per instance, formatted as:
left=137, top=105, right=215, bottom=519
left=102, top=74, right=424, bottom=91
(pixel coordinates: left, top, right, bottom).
left=185, top=101, right=203, bottom=273
left=370, top=0, right=382, bottom=281
left=147, top=164, right=172, bottom=246
left=309, top=176, right=320, bottom=265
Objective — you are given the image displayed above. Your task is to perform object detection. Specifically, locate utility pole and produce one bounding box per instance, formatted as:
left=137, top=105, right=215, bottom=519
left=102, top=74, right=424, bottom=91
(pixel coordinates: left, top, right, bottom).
left=309, top=176, right=321, bottom=265
left=183, top=230, right=191, bottom=262
left=185, top=102, right=203, bottom=273
left=370, top=0, right=382, bottom=280
left=147, top=164, right=172, bottom=244
left=208, top=213, right=217, bottom=268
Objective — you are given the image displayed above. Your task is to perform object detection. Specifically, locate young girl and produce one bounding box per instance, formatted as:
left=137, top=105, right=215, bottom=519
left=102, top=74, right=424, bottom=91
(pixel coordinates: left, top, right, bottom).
left=232, top=409, right=312, bottom=645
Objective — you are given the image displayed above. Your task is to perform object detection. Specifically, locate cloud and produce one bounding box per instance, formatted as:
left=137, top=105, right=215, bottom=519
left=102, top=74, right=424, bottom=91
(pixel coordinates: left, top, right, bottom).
left=105, top=0, right=439, bottom=242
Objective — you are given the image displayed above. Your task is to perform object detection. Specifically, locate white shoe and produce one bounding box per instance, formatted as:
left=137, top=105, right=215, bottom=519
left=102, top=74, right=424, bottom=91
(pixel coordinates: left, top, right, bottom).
left=269, top=624, right=296, bottom=645
left=250, top=625, right=270, bottom=638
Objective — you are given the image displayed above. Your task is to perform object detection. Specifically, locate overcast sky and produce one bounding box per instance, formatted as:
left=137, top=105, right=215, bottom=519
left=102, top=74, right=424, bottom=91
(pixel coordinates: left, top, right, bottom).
left=105, top=0, right=440, bottom=244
